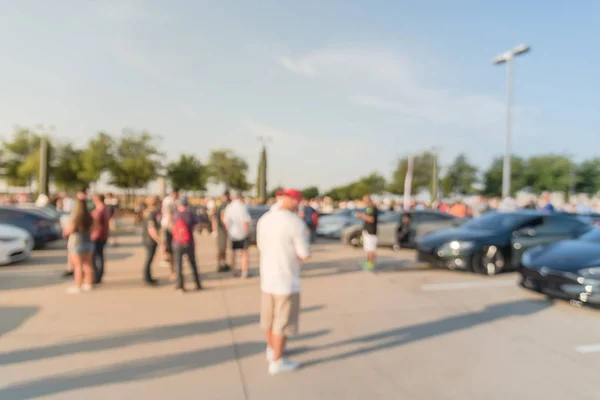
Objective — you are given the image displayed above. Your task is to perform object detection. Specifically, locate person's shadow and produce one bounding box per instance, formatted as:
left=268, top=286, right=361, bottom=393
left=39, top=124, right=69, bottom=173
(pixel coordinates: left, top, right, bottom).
left=298, top=299, right=552, bottom=368
left=0, top=305, right=324, bottom=366
left=0, top=306, right=39, bottom=337
left=0, top=330, right=328, bottom=400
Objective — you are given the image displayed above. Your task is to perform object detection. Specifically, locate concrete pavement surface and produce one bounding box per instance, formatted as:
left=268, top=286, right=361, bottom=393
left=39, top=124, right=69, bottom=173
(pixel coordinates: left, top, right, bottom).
left=2, top=229, right=600, bottom=399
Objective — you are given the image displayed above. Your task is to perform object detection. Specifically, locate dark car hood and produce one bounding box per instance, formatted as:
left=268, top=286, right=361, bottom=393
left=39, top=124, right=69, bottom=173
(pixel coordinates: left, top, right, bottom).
left=417, top=227, right=505, bottom=248
left=527, top=240, right=600, bottom=270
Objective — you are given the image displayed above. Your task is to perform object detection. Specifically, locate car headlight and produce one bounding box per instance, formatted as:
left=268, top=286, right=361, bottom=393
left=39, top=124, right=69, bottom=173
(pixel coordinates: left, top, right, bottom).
left=439, top=240, right=474, bottom=253
left=578, top=267, right=600, bottom=277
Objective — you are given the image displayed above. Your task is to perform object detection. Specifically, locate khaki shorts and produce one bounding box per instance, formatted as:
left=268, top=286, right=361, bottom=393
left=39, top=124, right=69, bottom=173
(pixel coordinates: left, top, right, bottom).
left=260, top=292, right=300, bottom=336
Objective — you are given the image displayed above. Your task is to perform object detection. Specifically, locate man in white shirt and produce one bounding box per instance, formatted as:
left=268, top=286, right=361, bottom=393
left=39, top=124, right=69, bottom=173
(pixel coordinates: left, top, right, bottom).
left=160, top=188, right=179, bottom=278
left=223, top=190, right=252, bottom=278
left=257, top=188, right=310, bottom=375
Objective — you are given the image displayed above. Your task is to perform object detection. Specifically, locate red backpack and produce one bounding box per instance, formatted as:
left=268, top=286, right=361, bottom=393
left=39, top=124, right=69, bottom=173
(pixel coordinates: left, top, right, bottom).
left=172, top=217, right=191, bottom=245
left=311, top=212, right=319, bottom=229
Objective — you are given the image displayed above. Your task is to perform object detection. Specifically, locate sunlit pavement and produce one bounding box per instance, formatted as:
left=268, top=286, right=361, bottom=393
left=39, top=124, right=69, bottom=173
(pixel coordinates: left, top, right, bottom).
left=2, top=229, right=600, bottom=399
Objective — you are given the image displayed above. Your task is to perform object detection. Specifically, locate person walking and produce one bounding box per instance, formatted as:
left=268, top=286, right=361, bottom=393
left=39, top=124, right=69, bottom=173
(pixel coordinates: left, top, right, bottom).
left=223, top=190, right=252, bottom=278
left=63, top=199, right=94, bottom=294
left=91, top=194, right=110, bottom=284
left=212, top=191, right=231, bottom=273
left=104, top=193, right=120, bottom=247
left=171, top=197, right=202, bottom=292
left=256, top=189, right=310, bottom=375
left=141, top=196, right=161, bottom=285
left=355, top=195, right=378, bottom=271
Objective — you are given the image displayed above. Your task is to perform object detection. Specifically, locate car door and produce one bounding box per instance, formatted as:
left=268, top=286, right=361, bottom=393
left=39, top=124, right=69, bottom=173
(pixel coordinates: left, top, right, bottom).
left=377, top=212, right=402, bottom=246
left=511, top=215, right=581, bottom=267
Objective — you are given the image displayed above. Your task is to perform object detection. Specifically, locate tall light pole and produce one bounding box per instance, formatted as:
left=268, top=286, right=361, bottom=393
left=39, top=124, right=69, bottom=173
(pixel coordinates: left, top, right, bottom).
left=256, top=135, right=271, bottom=202
left=492, top=44, right=531, bottom=198
left=35, top=124, right=55, bottom=196
left=431, top=146, right=441, bottom=202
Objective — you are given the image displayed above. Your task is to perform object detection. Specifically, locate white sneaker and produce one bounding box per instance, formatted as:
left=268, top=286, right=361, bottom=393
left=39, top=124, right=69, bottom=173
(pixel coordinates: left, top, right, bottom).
left=82, top=284, right=93, bottom=292
left=66, top=286, right=81, bottom=294
left=266, top=347, right=274, bottom=362
left=268, top=358, right=300, bottom=376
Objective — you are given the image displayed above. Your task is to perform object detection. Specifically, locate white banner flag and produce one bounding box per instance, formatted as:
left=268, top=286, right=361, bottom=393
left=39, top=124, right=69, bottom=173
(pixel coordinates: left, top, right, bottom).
left=403, top=155, right=414, bottom=210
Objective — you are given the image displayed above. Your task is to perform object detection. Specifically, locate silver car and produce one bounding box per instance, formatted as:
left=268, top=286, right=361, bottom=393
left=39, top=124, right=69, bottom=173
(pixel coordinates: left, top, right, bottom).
left=317, top=209, right=387, bottom=239
left=341, top=210, right=463, bottom=249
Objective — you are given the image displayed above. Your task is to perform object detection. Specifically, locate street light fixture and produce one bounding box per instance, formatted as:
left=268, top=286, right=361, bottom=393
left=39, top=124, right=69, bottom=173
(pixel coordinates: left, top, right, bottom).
left=492, top=44, right=531, bottom=198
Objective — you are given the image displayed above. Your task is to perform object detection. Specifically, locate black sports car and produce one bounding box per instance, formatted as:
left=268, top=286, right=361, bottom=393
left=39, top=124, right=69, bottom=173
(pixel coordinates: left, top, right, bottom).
left=416, top=211, right=592, bottom=276
left=519, top=228, right=600, bottom=306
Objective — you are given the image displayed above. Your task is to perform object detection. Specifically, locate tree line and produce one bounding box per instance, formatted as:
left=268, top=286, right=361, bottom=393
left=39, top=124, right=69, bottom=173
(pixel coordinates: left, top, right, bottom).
left=0, top=128, right=251, bottom=195
left=321, top=152, right=600, bottom=201
left=2, top=128, right=598, bottom=202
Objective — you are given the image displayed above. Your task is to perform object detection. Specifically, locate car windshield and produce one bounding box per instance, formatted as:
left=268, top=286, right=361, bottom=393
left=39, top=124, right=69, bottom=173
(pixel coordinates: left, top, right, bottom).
left=580, top=228, right=600, bottom=242
left=460, top=212, right=535, bottom=232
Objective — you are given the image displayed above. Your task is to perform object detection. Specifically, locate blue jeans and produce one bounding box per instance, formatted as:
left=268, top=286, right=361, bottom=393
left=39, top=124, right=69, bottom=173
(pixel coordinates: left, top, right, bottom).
left=93, top=239, right=107, bottom=283
left=144, top=242, right=158, bottom=282
left=173, top=244, right=201, bottom=289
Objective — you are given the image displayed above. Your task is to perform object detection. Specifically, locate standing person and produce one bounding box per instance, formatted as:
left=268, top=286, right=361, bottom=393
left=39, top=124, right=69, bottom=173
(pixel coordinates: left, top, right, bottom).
left=141, top=196, right=161, bottom=285
left=355, top=195, right=378, bottom=271
left=171, top=197, right=202, bottom=292
left=61, top=187, right=88, bottom=279
left=160, top=188, right=179, bottom=279
left=212, top=191, right=231, bottom=273
left=105, top=193, right=120, bottom=247
left=298, top=199, right=317, bottom=243
left=63, top=199, right=94, bottom=294
left=223, top=190, right=252, bottom=278
left=257, top=188, right=310, bottom=375
left=91, top=195, right=110, bottom=284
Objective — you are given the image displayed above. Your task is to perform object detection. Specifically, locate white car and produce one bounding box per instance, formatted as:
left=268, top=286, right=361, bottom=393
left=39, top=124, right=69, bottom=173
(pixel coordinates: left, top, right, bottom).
left=0, top=224, right=34, bottom=265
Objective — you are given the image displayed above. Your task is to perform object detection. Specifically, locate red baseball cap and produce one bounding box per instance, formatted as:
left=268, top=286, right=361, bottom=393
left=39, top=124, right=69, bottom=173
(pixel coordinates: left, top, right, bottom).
left=277, top=188, right=303, bottom=202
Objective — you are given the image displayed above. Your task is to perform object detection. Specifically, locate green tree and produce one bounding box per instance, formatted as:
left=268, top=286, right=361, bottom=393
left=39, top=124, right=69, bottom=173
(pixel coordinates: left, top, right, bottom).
left=207, top=149, right=251, bottom=191
left=325, top=173, right=386, bottom=201
left=388, top=152, right=435, bottom=196
left=440, top=153, right=479, bottom=196
left=108, top=131, right=163, bottom=195
left=53, top=143, right=90, bottom=190
left=79, top=132, right=115, bottom=185
left=166, top=154, right=207, bottom=192
left=575, top=158, right=600, bottom=195
left=301, top=186, right=320, bottom=199
left=3, top=128, right=41, bottom=188
left=525, top=155, right=572, bottom=193
left=482, top=156, right=527, bottom=197
left=256, top=146, right=267, bottom=203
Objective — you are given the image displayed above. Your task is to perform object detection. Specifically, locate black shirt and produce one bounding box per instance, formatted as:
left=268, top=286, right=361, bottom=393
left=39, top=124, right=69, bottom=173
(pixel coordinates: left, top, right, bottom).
left=142, top=210, right=159, bottom=246
left=363, top=206, right=378, bottom=235
left=216, top=201, right=230, bottom=231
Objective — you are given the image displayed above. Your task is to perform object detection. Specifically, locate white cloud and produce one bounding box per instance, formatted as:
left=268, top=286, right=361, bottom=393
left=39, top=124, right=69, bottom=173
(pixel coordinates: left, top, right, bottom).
left=276, top=47, right=416, bottom=87
left=277, top=47, right=531, bottom=129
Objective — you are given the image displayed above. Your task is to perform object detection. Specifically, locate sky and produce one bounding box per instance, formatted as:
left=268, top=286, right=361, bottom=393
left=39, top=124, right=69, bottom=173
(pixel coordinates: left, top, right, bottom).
left=0, top=0, right=599, bottom=194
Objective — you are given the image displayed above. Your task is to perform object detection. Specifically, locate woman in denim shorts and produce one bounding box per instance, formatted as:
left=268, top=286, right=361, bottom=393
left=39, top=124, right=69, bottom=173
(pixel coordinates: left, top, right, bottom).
left=64, top=199, right=94, bottom=294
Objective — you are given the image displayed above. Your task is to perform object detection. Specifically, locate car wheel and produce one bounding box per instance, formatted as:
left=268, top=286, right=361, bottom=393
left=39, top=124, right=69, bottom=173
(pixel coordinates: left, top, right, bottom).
left=474, top=246, right=505, bottom=276
left=349, top=231, right=362, bottom=248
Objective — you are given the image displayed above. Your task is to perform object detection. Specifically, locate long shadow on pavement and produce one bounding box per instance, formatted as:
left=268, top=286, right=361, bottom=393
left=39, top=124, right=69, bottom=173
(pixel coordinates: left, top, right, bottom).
left=297, top=298, right=552, bottom=368
left=0, top=330, right=328, bottom=400
left=0, top=305, right=324, bottom=366
left=0, top=305, right=39, bottom=337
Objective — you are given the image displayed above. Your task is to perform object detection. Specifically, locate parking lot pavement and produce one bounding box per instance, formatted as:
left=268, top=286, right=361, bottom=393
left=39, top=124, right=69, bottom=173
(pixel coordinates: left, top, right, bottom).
left=2, top=233, right=600, bottom=399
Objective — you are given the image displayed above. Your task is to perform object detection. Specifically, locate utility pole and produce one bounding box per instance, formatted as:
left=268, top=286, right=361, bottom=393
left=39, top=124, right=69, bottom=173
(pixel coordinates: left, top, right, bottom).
left=431, top=147, right=440, bottom=202
left=256, top=135, right=271, bottom=203
left=36, top=124, right=54, bottom=196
